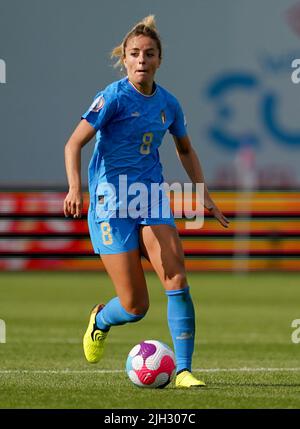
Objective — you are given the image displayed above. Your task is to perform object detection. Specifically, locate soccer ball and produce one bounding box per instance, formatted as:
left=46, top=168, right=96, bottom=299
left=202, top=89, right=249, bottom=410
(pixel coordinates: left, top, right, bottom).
left=126, top=340, right=176, bottom=388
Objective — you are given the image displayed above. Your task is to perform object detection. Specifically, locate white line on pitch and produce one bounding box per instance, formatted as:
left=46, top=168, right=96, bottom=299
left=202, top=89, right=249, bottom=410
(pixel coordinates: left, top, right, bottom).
left=1, top=368, right=300, bottom=374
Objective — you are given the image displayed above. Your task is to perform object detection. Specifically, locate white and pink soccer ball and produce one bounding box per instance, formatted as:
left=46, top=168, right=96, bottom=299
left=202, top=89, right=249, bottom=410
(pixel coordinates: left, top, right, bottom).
left=126, top=340, right=176, bottom=388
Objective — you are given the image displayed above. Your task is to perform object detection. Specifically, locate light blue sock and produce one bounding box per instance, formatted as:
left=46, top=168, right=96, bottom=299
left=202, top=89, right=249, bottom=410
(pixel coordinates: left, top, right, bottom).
left=166, top=286, right=195, bottom=373
left=95, top=297, right=145, bottom=331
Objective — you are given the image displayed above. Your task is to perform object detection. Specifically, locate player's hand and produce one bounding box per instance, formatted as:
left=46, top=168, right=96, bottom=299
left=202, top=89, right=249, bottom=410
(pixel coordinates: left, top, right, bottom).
left=206, top=202, right=230, bottom=228
left=63, top=189, right=83, bottom=219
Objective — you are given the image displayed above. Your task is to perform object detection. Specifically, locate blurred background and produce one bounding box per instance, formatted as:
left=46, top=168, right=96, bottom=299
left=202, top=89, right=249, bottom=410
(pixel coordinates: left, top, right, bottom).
left=1, top=0, right=300, bottom=273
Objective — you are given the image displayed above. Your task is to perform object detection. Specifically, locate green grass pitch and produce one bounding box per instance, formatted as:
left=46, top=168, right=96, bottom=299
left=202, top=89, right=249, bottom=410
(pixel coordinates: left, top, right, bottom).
left=1, top=272, right=300, bottom=409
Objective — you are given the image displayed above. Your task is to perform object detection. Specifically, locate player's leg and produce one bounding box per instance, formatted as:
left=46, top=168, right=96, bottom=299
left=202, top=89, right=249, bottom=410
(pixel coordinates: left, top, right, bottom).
left=84, top=214, right=148, bottom=363
left=98, top=249, right=149, bottom=326
left=83, top=249, right=149, bottom=363
left=140, top=224, right=205, bottom=387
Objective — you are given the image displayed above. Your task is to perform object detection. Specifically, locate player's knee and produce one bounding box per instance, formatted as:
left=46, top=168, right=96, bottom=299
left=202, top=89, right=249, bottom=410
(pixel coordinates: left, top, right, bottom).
left=165, top=272, right=187, bottom=291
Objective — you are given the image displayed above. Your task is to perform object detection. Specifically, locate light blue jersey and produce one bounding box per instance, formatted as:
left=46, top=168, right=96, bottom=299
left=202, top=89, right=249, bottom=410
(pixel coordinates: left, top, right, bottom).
left=81, top=77, right=187, bottom=254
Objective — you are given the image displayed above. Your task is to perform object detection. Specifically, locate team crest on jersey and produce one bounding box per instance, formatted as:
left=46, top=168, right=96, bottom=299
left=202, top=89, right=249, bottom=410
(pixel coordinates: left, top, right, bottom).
left=90, top=95, right=105, bottom=112
left=161, top=110, right=166, bottom=124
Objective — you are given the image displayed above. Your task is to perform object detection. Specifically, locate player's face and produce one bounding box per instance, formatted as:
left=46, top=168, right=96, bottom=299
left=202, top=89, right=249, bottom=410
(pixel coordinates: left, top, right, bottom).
left=123, top=35, right=161, bottom=94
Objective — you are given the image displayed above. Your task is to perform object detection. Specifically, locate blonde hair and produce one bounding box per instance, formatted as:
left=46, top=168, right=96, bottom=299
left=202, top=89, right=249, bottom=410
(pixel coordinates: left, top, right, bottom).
left=111, top=15, right=162, bottom=69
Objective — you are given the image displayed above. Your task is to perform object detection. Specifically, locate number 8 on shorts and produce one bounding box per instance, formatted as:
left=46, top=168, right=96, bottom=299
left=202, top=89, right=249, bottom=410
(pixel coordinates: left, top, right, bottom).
left=100, top=222, right=113, bottom=245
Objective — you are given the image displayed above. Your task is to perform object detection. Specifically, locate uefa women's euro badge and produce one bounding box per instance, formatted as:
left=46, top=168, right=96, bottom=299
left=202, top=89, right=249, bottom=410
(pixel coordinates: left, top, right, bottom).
left=90, top=95, right=105, bottom=112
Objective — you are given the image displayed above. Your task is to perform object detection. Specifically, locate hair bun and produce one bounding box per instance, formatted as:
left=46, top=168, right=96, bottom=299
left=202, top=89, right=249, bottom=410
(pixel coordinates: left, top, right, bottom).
left=141, top=15, right=157, bottom=31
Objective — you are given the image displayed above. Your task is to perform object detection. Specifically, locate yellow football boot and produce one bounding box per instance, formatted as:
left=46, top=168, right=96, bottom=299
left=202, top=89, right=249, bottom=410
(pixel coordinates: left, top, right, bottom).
left=83, top=304, right=108, bottom=363
left=175, top=370, right=206, bottom=388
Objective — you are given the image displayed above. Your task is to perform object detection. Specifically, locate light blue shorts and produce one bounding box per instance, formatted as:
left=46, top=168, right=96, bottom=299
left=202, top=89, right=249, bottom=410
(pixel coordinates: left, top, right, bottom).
left=88, top=182, right=177, bottom=254
left=88, top=210, right=176, bottom=255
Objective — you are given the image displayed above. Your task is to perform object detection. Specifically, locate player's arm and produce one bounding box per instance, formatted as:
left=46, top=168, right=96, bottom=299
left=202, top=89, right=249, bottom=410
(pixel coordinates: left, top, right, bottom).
left=173, top=134, right=229, bottom=228
left=64, top=119, right=96, bottom=218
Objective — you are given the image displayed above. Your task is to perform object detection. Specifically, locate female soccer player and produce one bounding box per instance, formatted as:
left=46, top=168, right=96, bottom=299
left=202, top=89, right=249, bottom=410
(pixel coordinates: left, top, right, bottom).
left=64, top=15, right=229, bottom=388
